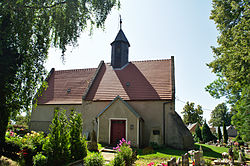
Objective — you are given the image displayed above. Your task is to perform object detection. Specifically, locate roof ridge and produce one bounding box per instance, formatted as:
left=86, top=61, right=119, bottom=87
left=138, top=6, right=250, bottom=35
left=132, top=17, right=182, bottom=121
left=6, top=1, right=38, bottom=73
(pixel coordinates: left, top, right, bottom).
left=55, top=68, right=97, bottom=73
left=131, top=59, right=171, bottom=63
left=105, top=59, right=171, bottom=65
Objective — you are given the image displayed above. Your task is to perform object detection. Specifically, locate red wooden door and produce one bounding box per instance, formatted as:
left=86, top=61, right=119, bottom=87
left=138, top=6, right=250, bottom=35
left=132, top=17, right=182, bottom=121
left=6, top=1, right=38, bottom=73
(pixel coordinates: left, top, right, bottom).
left=111, top=120, right=126, bottom=145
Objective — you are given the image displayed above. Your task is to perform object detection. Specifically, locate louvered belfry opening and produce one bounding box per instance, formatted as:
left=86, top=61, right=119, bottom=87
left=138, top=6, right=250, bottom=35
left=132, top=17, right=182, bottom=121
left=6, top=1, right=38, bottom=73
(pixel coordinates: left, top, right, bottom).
left=111, top=29, right=130, bottom=69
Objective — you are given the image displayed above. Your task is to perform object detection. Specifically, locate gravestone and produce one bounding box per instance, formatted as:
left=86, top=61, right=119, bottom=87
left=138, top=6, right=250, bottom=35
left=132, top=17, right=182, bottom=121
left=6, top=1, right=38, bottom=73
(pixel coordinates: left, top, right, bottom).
left=194, top=151, right=200, bottom=166
left=200, top=146, right=205, bottom=166
left=176, top=158, right=181, bottom=166
left=182, top=153, right=189, bottom=166
left=167, top=157, right=176, bottom=166
left=87, top=121, right=98, bottom=152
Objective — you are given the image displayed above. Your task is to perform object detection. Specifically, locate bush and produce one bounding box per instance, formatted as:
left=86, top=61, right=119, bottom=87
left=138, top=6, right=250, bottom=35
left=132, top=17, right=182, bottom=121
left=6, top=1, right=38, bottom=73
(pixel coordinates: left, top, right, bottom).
left=33, top=152, right=47, bottom=166
left=235, top=135, right=244, bottom=145
left=142, top=147, right=154, bottom=155
left=111, top=154, right=125, bottom=166
left=42, top=108, right=71, bottom=165
left=113, top=138, right=137, bottom=166
left=84, top=153, right=104, bottom=166
left=149, top=142, right=160, bottom=149
left=69, top=111, right=87, bottom=160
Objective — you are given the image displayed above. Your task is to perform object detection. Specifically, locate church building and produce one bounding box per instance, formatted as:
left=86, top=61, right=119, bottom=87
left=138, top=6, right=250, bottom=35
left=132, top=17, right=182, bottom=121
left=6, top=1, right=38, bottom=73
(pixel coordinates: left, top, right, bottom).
left=30, top=26, right=194, bottom=149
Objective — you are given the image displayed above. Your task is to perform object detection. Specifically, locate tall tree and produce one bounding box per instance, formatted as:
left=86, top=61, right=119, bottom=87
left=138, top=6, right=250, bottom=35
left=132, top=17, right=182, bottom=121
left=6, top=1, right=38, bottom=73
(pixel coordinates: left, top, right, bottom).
left=209, top=103, right=232, bottom=126
left=201, top=121, right=216, bottom=143
left=206, top=0, right=250, bottom=141
left=223, top=122, right=228, bottom=144
left=218, top=125, right=222, bottom=142
left=0, top=0, right=120, bottom=156
left=181, top=102, right=203, bottom=125
left=195, top=124, right=202, bottom=142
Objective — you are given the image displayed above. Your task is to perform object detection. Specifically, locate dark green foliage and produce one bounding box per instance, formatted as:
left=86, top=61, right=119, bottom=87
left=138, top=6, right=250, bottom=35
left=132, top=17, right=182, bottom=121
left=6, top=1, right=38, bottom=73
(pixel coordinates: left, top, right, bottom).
left=111, top=154, right=126, bottom=166
left=12, top=112, right=31, bottom=127
left=84, top=153, right=105, bottom=166
left=69, top=111, right=87, bottom=161
left=202, top=121, right=216, bottom=143
left=181, top=102, right=203, bottom=125
left=43, top=108, right=71, bottom=165
left=33, top=152, right=48, bottom=166
left=115, top=145, right=136, bottom=166
left=42, top=109, right=88, bottom=165
left=0, top=0, right=120, bottom=157
left=195, top=124, right=202, bottom=142
left=2, top=139, right=21, bottom=160
left=235, top=135, right=242, bottom=142
left=209, top=103, right=232, bottom=126
left=207, top=0, right=250, bottom=142
left=223, top=122, right=228, bottom=144
left=218, top=125, right=222, bottom=142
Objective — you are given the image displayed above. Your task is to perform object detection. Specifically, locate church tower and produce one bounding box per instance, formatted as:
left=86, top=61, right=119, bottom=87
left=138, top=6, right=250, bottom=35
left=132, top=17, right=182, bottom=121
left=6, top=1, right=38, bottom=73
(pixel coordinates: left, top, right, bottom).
left=111, top=18, right=130, bottom=69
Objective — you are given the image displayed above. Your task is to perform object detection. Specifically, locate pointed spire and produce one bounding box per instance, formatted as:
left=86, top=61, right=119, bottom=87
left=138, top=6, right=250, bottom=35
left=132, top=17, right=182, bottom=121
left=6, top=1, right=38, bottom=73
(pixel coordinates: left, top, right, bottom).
left=110, top=17, right=130, bottom=69
left=112, top=29, right=130, bottom=46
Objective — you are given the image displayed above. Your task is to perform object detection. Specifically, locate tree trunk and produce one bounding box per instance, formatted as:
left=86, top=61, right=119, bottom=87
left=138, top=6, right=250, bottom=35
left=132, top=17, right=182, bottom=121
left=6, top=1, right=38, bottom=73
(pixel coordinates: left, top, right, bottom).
left=0, top=101, right=10, bottom=157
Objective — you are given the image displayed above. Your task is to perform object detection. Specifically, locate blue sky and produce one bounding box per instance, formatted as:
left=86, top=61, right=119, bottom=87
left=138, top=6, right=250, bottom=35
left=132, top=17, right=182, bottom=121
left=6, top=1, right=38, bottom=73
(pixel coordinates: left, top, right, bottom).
left=45, top=0, right=225, bottom=122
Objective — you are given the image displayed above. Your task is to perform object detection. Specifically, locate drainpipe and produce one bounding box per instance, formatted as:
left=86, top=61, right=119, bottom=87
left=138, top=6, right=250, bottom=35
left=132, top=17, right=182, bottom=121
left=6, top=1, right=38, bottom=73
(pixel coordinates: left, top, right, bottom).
left=163, top=101, right=171, bottom=145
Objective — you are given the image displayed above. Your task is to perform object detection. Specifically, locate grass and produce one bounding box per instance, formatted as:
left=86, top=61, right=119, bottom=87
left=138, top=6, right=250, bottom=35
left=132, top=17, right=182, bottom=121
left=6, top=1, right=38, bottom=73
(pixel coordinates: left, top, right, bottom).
left=135, top=143, right=229, bottom=165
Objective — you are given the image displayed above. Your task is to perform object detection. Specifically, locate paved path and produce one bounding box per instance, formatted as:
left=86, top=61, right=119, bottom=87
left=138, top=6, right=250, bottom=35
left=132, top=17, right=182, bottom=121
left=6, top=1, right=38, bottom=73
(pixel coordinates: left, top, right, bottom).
left=68, top=148, right=116, bottom=166
left=101, top=148, right=116, bottom=164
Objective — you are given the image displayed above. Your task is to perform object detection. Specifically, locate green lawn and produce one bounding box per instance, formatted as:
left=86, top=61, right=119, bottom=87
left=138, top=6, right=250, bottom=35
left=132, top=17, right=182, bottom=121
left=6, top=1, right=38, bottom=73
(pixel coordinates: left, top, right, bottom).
left=135, top=143, right=229, bottom=164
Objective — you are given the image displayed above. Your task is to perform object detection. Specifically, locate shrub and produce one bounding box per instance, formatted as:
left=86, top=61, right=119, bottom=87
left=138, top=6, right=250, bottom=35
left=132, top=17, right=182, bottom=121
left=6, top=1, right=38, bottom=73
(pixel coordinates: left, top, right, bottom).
left=84, top=153, right=104, bottom=166
left=111, top=154, right=125, bottom=166
left=113, top=138, right=137, bottom=166
left=235, top=135, right=242, bottom=141
left=149, top=142, right=160, bottom=149
left=69, top=111, right=87, bottom=161
left=33, top=152, right=47, bottom=166
left=142, top=146, right=154, bottom=155
left=42, top=108, right=71, bottom=165
left=204, top=159, right=212, bottom=166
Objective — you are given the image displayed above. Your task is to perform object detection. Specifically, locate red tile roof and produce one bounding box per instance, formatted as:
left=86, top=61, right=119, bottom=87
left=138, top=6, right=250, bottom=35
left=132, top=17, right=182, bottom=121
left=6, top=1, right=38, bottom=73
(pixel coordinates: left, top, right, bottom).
left=38, top=58, right=174, bottom=104
left=85, top=59, right=174, bottom=101
left=37, top=68, right=97, bottom=104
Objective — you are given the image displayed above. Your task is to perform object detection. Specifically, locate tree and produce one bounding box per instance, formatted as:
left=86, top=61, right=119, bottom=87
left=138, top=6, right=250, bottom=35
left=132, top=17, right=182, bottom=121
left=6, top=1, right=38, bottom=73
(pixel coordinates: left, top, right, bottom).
left=43, top=109, right=70, bottom=165
left=195, top=124, right=202, bottom=142
left=206, top=0, right=250, bottom=141
left=218, top=125, right=222, bottom=142
left=223, top=122, right=228, bottom=144
left=181, top=102, right=203, bottom=125
left=0, top=0, right=120, bottom=156
left=12, top=113, right=30, bottom=127
left=43, top=108, right=88, bottom=164
left=209, top=103, right=232, bottom=126
left=69, top=110, right=87, bottom=161
left=201, top=121, right=216, bottom=143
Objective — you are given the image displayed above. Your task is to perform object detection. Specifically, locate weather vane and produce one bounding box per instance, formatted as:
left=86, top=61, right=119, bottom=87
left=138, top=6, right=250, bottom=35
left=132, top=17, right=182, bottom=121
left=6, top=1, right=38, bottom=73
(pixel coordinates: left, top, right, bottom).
left=119, top=15, right=122, bottom=30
